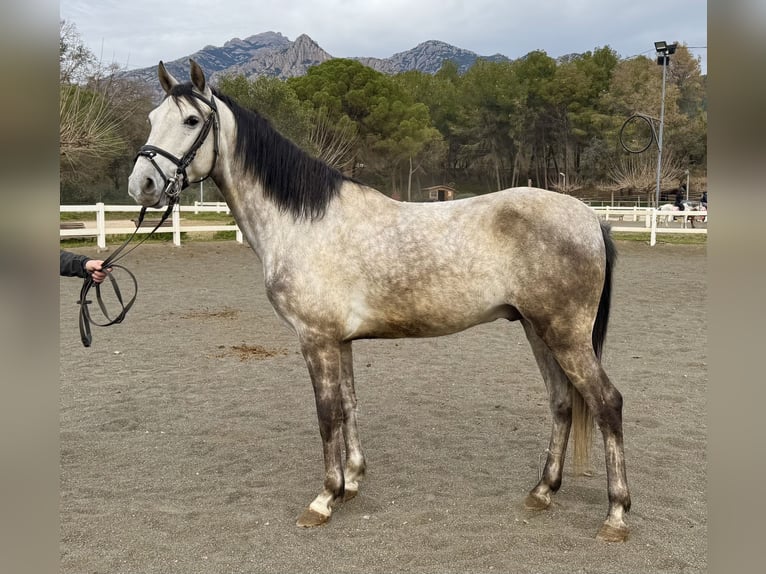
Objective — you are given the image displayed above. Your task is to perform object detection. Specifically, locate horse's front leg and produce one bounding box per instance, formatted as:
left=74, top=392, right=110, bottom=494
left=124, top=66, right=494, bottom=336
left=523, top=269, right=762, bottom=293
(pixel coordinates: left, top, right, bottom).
left=340, top=342, right=366, bottom=500
left=296, top=336, right=345, bottom=527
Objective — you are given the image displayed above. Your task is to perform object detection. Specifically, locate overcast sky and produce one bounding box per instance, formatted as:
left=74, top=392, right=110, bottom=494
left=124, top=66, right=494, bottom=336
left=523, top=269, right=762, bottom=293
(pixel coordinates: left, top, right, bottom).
left=60, top=0, right=707, bottom=74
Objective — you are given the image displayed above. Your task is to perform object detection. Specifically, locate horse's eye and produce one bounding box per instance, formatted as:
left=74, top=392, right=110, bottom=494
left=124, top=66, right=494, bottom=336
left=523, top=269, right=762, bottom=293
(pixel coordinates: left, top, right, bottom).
left=184, top=116, right=200, bottom=127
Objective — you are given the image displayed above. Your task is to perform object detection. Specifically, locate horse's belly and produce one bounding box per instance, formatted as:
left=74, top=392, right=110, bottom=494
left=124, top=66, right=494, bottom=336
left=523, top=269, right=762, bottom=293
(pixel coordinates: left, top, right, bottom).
left=343, top=297, right=516, bottom=340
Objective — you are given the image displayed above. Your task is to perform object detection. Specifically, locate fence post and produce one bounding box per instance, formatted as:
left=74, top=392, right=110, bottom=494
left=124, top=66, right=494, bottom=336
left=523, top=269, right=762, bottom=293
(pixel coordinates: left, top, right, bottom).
left=96, top=202, right=106, bottom=250
left=650, top=208, right=657, bottom=246
left=172, top=203, right=181, bottom=246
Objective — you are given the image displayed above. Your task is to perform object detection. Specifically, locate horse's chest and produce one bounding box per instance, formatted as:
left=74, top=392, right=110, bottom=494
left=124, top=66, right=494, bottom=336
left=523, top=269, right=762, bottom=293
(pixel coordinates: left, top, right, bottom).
left=263, top=267, right=336, bottom=324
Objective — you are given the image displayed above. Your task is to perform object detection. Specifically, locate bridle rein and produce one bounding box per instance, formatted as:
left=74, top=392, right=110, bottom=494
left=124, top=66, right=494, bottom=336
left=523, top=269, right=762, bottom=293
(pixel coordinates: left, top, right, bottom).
left=77, top=89, right=220, bottom=347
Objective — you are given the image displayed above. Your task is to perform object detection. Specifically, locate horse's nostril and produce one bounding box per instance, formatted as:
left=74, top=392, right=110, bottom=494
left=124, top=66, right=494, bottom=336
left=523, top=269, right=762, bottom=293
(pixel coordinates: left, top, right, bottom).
left=144, top=177, right=155, bottom=192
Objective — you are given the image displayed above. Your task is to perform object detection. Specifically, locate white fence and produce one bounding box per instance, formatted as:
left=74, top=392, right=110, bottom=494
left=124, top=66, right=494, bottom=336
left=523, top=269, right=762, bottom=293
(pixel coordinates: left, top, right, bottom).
left=192, top=201, right=230, bottom=214
left=60, top=203, right=243, bottom=249
left=591, top=206, right=707, bottom=246
left=60, top=203, right=706, bottom=249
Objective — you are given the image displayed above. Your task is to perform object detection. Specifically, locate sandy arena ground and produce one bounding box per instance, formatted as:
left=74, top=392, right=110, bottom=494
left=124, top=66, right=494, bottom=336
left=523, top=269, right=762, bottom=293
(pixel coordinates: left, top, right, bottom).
left=60, top=239, right=706, bottom=573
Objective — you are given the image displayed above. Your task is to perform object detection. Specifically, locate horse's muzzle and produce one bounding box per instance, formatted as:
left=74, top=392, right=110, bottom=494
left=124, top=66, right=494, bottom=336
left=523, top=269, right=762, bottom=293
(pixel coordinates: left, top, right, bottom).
left=128, top=170, right=165, bottom=208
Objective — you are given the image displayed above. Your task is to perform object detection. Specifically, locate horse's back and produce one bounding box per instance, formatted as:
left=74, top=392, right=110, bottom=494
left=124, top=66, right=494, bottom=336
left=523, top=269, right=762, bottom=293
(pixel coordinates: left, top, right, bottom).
left=343, top=185, right=605, bottom=276
left=373, top=186, right=600, bottom=239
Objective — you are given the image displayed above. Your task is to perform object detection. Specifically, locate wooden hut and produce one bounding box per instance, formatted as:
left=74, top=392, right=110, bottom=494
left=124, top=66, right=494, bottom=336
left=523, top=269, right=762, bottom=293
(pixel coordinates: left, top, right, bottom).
left=422, top=185, right=457, bottom=202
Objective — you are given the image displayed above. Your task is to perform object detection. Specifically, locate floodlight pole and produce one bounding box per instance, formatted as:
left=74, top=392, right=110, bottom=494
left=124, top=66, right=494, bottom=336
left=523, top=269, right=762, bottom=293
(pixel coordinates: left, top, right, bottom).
left=655, top=50, right=668, bottom=208
left=654, top=41, right=676, bottom=207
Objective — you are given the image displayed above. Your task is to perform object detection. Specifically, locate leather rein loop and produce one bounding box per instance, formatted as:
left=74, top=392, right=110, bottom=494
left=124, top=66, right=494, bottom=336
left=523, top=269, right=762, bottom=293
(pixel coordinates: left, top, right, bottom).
left=77, top=90, right=220, bottom=348
left=77, top=204, right=174, bottom=347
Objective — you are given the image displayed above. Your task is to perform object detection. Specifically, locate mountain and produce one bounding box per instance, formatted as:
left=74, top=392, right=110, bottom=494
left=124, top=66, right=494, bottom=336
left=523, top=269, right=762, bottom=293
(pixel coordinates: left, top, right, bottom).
left=356, top=40, right=508, bottom=75
left=123, top=31, right=510, bottom=95
left=124, top=31, right=299, bottom=87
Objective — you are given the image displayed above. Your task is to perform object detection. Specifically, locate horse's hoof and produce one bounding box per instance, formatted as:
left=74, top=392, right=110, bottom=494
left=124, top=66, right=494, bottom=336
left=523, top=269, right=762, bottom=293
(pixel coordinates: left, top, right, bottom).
left=296, top=508, right=330, bottom=528
left=343, top=488, right=358, bottom=502
left=596, top=523, right=629, bottom=542
left=524, top=492, right=551, bottom=510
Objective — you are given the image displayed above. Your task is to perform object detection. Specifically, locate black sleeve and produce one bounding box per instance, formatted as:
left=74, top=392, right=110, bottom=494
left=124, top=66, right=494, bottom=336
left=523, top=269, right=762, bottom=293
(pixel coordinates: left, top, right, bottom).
left=60, top=250, right=90, bottom=278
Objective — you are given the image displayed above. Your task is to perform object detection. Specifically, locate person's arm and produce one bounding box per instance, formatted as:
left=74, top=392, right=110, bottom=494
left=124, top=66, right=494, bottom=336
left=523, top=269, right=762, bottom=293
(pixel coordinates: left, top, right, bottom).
left=60, top=250, right=90, bottom=278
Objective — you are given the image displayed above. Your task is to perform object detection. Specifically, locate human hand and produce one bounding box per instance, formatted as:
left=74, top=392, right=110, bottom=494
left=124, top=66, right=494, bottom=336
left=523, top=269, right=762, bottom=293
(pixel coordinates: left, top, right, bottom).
left=85, top=259, right=111, bottom=284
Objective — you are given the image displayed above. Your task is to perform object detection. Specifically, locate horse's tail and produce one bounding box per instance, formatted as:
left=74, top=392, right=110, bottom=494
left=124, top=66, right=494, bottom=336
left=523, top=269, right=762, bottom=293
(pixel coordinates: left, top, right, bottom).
left=571, top=221, right=616, bottom=474
left=593, top=221, right=616, bottom=360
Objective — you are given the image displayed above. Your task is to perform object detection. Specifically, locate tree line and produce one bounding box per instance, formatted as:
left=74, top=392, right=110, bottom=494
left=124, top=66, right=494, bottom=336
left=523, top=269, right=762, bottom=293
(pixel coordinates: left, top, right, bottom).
left=60, top=20, right=706, bottom=205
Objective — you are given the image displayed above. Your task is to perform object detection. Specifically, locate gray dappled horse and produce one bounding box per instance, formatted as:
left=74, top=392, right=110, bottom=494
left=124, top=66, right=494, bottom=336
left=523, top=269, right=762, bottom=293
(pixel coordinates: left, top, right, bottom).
left=127, top=60, right=630, bottom=542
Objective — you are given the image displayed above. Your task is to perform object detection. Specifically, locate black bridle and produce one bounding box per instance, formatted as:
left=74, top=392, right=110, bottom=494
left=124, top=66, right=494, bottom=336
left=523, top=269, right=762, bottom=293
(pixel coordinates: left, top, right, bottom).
left=77, top=90, right=220, bottom=347
left=134, top=90, right=220, bottom=202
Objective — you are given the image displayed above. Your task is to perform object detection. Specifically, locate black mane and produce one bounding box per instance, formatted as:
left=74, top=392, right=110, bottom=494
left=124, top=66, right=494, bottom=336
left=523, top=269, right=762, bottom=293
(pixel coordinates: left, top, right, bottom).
left=169, top=83, right=347, bottom=220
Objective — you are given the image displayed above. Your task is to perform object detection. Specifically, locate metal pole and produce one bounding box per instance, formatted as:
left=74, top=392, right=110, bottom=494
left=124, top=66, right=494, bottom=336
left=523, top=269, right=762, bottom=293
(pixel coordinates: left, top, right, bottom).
left=654, top=55, right=667, bottom=208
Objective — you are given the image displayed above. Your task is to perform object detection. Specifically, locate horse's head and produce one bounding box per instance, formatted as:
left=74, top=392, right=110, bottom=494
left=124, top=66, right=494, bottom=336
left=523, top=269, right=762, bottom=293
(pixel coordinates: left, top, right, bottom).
left=128, top=59, right=219, bottom=208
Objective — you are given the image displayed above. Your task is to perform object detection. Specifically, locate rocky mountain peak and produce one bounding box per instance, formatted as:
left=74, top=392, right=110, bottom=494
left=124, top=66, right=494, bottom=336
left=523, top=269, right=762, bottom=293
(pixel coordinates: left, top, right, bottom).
left=121, top=33, right=510, bottom=98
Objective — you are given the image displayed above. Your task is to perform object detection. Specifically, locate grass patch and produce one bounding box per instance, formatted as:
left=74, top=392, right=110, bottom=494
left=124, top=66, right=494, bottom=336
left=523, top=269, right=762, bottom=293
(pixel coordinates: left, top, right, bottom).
left=60, top=211, right=135, bottom=221
left=612, top=231, right=707, bottom=244
left=59, top=237, right=100, bottom=248
left=212, top=230, right=238, bottom=241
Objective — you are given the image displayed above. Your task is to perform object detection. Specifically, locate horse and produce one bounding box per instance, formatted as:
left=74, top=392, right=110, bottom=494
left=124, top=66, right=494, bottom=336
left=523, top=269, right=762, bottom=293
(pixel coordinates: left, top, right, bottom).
left=683, top=201, right=708, bottom=226
left=658, top=203, right=680, bottom=226
left=127, top=60, right=630, bottom=542
left=659, top=202, right=706, bottom=228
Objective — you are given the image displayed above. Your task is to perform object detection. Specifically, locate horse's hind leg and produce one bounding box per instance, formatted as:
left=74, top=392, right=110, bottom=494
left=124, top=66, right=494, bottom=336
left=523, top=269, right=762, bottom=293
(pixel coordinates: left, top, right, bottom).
left=545, top=337, right=630, bottom=542
left=340, top=342, right=366, bottom=500
left=521, top=320, right=573, bottom=511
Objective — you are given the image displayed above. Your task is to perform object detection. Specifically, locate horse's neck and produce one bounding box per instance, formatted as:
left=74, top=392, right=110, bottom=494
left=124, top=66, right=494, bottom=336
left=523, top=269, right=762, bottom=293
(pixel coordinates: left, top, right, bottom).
left=215, top=174, right=286, bottom=258
left=214, top=169, right=393, bottom=267
left=208, top=102, right=396, bottom=263
left=206, top=111, right=287, bottom=260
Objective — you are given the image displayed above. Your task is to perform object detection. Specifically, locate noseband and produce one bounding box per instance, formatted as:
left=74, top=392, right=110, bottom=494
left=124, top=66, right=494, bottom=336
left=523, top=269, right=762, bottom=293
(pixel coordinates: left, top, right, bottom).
left=135, top=90, right=220, bottom=203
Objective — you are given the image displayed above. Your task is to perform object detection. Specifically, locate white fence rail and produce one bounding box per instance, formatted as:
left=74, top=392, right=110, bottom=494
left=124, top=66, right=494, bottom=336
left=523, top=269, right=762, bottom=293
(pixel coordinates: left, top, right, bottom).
left=60, top=203, right=243, bottom=249
left=61, top=203, right=705, bottom=249
left=192, top=200, right=230, bottom=214
left=591, top=206, right=707, bottom=246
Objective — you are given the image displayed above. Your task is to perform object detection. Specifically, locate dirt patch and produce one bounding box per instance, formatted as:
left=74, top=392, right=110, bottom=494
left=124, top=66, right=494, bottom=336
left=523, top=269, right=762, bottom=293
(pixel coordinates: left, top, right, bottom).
left=177, top=307, right=240, bottom=320
left=215, top=343, right=289, bottom=361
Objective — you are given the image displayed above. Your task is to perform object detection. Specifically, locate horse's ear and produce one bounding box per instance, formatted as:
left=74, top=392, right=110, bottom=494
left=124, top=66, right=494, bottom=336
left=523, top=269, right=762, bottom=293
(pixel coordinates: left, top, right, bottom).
left=189, top=59, right=211, bottom=98
left=158, top=61, right=179, bottom=94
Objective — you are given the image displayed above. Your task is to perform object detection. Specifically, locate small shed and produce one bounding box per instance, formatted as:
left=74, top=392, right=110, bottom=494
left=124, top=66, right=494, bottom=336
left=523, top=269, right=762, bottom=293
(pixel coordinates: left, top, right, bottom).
left=423, top=185, right=457, bottom=202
